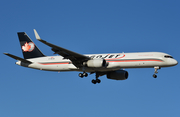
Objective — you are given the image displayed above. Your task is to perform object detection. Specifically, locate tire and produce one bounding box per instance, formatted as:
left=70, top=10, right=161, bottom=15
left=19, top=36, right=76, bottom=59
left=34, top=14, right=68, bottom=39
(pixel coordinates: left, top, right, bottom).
left=153, top=74, right=157, bottom=78
left=96, top=79, right=101, bottom=83
left=92, top=79, right=96, bottom=84
left=79, top=73, right=83, bottom=78
left=83, top=72, right=88, bottom=77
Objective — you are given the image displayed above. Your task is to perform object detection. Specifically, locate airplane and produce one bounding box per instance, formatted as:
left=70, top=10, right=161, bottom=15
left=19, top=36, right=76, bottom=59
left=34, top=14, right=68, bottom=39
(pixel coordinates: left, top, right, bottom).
left=4, top=29, right=178, bottom=84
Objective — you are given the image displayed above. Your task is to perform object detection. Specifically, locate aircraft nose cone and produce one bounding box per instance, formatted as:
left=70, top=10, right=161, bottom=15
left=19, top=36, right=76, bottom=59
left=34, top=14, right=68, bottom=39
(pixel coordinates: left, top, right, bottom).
left=175, top=60, right=178, bottom=65
left=173, top=59, right=178, bottom=66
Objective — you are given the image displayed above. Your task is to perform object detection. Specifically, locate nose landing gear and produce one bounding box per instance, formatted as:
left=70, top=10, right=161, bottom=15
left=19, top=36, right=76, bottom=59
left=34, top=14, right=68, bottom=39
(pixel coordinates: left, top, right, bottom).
left=153, top=74, right=157, bottom=78
left=153, top=66, right=161, bottom=78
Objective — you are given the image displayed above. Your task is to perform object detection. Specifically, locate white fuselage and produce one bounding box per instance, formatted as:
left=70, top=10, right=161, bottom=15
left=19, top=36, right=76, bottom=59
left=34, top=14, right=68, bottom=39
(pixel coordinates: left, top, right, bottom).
left=16, top=52, right=178, bottom=72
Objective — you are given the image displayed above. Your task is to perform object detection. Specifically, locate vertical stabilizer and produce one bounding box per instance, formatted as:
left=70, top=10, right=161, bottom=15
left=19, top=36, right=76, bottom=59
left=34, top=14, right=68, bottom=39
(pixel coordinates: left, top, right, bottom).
left=18, top=32, right=45, bottom=59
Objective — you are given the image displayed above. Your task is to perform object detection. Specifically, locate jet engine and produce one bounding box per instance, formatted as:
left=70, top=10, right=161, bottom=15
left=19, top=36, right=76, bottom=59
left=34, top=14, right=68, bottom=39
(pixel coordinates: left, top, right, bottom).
left=106, top=70, right=128, bottom=80
left=85, top=58, right=108, bottom=68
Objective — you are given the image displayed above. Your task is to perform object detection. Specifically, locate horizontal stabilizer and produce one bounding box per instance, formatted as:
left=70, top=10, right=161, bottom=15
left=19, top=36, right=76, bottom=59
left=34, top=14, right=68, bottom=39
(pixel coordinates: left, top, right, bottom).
left=4, top=53, right=32, bottom=64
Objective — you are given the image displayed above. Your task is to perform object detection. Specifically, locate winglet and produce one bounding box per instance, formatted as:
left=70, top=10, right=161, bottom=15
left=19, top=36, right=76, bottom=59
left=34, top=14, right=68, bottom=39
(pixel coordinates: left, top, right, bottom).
left=34, top=29, right=41, bottom=40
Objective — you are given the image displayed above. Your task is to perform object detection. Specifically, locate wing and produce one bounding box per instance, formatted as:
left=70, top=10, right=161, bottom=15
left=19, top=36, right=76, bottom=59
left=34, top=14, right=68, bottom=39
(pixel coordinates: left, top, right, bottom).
left=34, top=29, right=90, bottom=68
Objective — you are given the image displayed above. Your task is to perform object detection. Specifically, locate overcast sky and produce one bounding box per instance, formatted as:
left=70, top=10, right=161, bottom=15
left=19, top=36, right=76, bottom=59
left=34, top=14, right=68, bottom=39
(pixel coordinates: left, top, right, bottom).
left=1, top=0, right=180, bottom=117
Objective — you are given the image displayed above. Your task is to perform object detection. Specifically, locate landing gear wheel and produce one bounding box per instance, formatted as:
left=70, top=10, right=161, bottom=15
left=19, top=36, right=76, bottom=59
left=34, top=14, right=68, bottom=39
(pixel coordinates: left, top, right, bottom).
left=83, top=72, right=88, bottom=77
left=153, top=74, right=157, bottom=78
left=79, top=72, right=88, bottom=78
left=91, top=79, right=101, bottom=84
left=79, top=73, right=84, bottom=78
left=96, top=79, right=101, bottom=83
left=92, top=79, right=96, bottom=84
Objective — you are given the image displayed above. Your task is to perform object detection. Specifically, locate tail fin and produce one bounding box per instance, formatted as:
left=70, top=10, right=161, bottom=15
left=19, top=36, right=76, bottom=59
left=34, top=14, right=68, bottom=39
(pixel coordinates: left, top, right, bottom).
left=18, top=32, right=45, bottom=59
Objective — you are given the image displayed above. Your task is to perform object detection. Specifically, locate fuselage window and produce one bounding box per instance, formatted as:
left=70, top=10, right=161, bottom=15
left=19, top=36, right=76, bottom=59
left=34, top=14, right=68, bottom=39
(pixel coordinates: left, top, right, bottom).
left=164, top=55, right=173, bottom=58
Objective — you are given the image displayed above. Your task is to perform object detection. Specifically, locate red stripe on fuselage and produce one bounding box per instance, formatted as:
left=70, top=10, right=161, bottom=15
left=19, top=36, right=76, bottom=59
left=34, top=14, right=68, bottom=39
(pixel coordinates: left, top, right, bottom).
left=38, top=59, right=163, bottom=65
left=107, top=59, right=163, bottom=62
left=38, top=62, right=69, bottom=65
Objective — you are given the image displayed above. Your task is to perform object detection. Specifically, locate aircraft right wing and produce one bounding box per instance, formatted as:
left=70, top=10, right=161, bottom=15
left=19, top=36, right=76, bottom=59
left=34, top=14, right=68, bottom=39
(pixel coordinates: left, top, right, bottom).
left=34, top=29, right=90, bottom=68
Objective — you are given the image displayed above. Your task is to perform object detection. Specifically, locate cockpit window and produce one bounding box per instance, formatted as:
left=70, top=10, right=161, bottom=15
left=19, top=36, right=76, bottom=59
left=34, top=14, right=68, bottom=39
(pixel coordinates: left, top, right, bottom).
left=164, top=55, right=173, bottom=58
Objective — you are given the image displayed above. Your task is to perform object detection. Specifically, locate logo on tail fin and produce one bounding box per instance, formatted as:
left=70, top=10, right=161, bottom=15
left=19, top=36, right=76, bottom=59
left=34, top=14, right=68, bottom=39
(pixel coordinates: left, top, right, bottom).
left=22, top=42, right=35, bottom=52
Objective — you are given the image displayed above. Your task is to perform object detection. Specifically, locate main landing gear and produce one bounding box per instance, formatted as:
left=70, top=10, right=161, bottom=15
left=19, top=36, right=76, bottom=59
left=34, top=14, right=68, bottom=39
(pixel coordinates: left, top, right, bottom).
left=78, top=72, right=88, bottom=78
left=91, top=73, right=101, bottom=84
left=92, top=79, right=101, bottom=84
left=78, top=72, right=101, bottom=84
left=153, top=66, right=161, bottom=78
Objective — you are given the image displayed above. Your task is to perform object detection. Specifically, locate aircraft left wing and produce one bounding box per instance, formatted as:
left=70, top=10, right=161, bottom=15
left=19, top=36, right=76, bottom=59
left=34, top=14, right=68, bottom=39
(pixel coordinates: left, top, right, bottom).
left=34, top=29, right=90, bottom=68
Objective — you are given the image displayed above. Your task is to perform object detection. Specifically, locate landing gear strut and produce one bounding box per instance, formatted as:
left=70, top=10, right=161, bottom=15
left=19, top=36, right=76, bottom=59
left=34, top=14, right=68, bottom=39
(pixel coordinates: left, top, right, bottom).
left=153, top=66, right=161, bottom=78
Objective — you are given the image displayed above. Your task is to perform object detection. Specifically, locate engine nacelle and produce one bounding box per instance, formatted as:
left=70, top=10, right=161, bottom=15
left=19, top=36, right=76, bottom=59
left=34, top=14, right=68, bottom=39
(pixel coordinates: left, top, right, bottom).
left=85, top=58, right=107, bottom=68
left=106, top=70, right=128, bottom=80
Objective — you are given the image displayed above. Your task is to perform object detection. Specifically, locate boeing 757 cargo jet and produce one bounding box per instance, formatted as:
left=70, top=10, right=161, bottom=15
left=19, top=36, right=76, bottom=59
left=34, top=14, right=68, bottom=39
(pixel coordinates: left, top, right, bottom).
left=4, top=30, right=178, bottom=84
